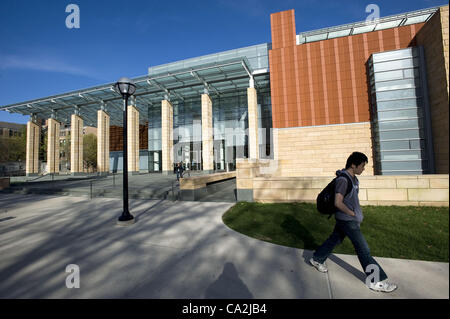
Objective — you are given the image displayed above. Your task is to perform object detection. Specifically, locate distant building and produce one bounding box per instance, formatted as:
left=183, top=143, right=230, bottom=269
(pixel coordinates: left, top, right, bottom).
left=0, top=121, right=25, bottom=138
left=41, top=121, right=97, bottom=171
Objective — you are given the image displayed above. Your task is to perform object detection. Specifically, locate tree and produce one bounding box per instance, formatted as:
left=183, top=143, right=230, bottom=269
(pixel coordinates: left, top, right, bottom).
left=83, top=133, right=97, bottom=171
left=0, top=126, right=26, bottom=163
left=63, top=132, right=71, bottom=161
left=39, top=126, right=47, bottom=162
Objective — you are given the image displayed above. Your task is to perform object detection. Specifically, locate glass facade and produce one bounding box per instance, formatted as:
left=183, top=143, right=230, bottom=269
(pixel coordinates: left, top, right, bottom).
left=148, top=104, right=162, bottom=172
left=172, top=97, right=203, bottom=171
left=147, top=87, right=272, bottom=173
left=368, top=47, right=435, bottom=175
left=147, top=42, right=272, bottom=173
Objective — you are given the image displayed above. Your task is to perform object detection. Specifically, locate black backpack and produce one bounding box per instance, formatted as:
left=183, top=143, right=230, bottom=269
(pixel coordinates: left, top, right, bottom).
left=316, top=174, right=353, bottom=218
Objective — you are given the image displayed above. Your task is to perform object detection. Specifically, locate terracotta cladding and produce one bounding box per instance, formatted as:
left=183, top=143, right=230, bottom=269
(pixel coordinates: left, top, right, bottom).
left=109, top=124, right=148, bottom=152
left=269, top=9, right=425, bottom=128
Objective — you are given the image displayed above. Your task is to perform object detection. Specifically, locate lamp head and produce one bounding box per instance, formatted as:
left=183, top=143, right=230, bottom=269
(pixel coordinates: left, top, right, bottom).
left=114, top=77, right=136, bottom=97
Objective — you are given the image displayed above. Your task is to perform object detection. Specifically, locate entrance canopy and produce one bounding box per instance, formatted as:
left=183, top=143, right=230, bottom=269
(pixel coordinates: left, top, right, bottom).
left=0, top=57, right=270, bottom=127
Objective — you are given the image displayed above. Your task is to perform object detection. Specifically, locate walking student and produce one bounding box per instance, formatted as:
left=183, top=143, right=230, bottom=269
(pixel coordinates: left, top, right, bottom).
left=176, top=162, right=184, bottom=181
left=310, top=152, right=397, bottom=293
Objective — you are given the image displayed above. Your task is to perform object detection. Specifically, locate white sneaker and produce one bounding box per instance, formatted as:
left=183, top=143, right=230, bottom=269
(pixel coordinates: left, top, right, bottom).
left=368, top=280, right=398, bottom=293
left=309, top=258, right=328, bottom=273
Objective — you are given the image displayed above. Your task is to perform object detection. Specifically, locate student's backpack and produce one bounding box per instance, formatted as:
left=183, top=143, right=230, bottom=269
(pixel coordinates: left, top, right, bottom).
left=316, top=174, right=353, bottom=218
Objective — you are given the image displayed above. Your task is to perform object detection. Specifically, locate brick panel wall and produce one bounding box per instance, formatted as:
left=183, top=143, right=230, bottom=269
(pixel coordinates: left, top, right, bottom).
left=109, top=123, right=148, bottom=152
left=415, top=5, right=449, bottom=173
left=269, top=9, right=425, bottom=128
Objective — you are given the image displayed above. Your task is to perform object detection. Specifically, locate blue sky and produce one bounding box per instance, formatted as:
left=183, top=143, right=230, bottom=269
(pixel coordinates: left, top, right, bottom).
left=0, top=0, right=446, bottom=124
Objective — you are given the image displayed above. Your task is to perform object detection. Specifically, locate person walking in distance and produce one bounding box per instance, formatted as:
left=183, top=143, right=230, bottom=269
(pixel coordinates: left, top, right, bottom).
left=310, top=152, right=397, bottom=293
left=176, top=162, right=184, bottom=181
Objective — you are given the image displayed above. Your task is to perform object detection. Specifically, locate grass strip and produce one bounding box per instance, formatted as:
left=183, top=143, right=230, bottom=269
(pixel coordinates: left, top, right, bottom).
left=222, top=202, right=449, bottom=262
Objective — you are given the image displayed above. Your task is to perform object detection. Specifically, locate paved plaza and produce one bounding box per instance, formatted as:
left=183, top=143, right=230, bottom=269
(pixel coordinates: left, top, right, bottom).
left=0, top=193, right=448, bottom=299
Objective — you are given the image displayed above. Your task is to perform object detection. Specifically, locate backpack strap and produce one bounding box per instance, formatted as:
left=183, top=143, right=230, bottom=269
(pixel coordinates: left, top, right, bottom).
left=327, top=174, right=353, bottom=219
left=342, top=173, right=353, bottom=198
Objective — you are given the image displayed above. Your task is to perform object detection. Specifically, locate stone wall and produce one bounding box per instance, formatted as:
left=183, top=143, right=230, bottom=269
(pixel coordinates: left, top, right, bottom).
left=273, top=122, right=374, bottom=176
left=236, top=159, right=449, bottom=206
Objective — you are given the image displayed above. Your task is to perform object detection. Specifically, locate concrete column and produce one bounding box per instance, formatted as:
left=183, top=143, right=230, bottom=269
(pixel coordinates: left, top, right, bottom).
left=26, top=121, right=40, bottom=176
left=247, top=87, right=259, bottom=160
left=127, top=104, right=140, bottom=174
left=161, top=99, right=173, bottom=174
left=201, top=94, right=214, bottom=173
left=70, top=114, right=83, bottom=175
left=97, top=110, right=110, bottom=174
left=47, top=118, right=60, bottom=174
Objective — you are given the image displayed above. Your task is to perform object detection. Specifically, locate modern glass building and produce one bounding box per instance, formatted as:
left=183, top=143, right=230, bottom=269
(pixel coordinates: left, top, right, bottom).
left=1, top=5, right=448, bottom=177
left=143, top=43, right=273, bottom=172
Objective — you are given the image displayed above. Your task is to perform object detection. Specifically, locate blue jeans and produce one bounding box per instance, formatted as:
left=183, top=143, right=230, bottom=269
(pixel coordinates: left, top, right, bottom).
left=313, top=219, right=388, bottom=282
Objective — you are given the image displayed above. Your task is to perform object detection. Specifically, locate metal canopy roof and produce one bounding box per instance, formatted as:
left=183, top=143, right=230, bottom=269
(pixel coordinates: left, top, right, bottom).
left=0, top=57, right=269, bottom=127
left=297, top=6, right=439, bottom=45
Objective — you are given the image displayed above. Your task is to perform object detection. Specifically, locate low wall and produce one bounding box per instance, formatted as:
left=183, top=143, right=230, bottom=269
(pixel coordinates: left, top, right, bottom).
left=180, top=171, right=236, bottom=201
left=0, top=177, right=10, bottom=190
left=236, top=159, right=449, bottom=206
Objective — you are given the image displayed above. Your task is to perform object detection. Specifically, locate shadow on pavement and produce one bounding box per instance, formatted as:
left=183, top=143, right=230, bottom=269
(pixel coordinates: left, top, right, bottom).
left=204, top=262, right=254, bottom=299
left=301, top=250, right=366, bottom=284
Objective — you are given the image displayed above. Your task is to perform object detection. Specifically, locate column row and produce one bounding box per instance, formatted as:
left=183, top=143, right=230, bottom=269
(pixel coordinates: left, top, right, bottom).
left=25, top=87, right=260, bottom=175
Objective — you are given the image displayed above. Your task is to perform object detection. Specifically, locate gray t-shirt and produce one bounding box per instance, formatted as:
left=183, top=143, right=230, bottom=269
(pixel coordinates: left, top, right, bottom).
left=334, top=170, right=364, bottom=224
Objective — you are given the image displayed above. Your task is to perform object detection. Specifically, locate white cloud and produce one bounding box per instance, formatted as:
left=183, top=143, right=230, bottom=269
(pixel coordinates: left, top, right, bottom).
left=0, top=53, right=103, bottom=80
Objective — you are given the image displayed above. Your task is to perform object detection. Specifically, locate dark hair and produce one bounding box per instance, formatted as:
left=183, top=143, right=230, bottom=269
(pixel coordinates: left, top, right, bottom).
left=345, top=152, right=368, bottom=169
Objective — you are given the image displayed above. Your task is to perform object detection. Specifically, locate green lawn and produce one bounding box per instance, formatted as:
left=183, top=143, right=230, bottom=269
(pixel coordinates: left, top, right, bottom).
left=222, top=202, right=449, bottom=262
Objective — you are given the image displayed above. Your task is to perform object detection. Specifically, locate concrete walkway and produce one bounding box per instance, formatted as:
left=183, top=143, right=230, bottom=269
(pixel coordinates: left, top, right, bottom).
left=0, top=193, right=447, bottom=299
left=5, top=172, right=237, bottom=202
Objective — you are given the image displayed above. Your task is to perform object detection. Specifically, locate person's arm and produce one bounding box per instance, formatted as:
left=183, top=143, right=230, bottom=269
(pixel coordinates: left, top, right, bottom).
left=334, top=177, right=355, bottom=217
left=335, top=193, right=355, bottom=217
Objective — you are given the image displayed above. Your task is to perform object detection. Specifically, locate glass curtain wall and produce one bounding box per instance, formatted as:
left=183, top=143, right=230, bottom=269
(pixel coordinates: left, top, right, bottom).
left=257, top=87, right=273, bottom=159
left=368, top=47, right=434, bottom=174
left=211, top=87, right=273, bottom=171
left=148, top=105, right=162, bottom=172
left=212, top=90, right=249, bottom=171
left=148, top=88, right=272, bottom=173
left=173, top=98, right=203, bottom=172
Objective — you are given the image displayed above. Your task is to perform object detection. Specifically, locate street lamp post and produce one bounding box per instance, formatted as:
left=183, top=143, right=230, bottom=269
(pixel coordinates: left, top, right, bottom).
left=114, top=77, right=136, bottom=226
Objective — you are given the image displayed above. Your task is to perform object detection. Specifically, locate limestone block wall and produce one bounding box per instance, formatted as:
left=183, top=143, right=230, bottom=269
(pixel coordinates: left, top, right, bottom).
left=274, top=122, right=374, bottom=176
left=97, top=110, right=110, bottom=173
left=127, top=105, right=140, bottom=173
left=70, top=114, right=83, bottom=173
left=251, top=175, right=449, bottom=207
left=201, top=94, right=214, bottom=171
left=236, top=159, right=449, bottom=206
left=47, top=118, right=60, bottom=174
left=415, top=5, right=449, bottom=173
left=26, top=121, right=40, bottom=175
left=247, top=87, right=259, bottom=159
left=162, top=100, right=173, bottom=173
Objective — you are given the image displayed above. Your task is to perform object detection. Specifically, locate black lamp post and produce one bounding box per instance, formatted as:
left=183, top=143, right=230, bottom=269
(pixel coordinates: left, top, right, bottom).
left=114, top=77, right=136, bottom=225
